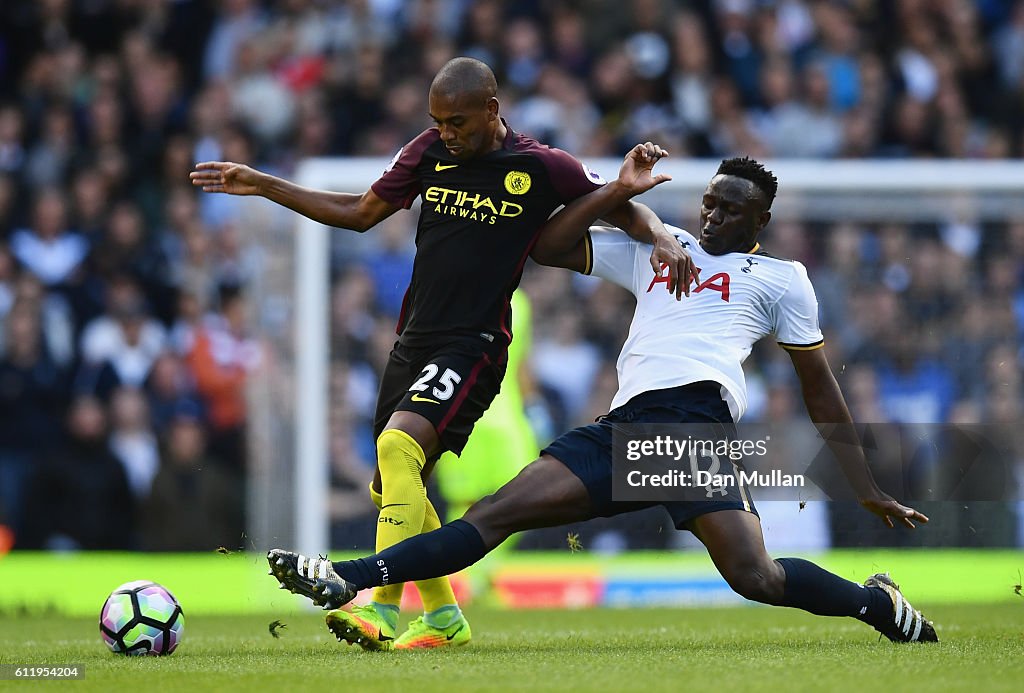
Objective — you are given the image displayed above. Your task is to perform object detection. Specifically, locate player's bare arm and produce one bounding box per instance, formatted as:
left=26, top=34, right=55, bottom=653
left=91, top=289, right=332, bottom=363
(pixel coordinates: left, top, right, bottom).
left=599, top=144, right=698, bottom=299
left=190, top=161, right=399, bottom=232
left=529, top=180, right=634, bottom=273
left=787, top=347, right=929, bottom=529
left=532, top=142, right=670, bottom=269
left=532, top=143, right=696, bottom=296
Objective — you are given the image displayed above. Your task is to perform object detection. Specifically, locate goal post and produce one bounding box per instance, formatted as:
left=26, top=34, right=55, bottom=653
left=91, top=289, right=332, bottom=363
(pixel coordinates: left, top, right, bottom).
left=247, top=157, right=1024, bottom=554
left=292, top=160, right=332, bottom=557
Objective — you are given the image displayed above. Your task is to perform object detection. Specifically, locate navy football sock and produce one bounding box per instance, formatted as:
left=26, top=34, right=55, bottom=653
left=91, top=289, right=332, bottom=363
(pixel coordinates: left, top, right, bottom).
left=776, top=557, right=892, bottom=626
left=332, top=519, right=488, bottom=590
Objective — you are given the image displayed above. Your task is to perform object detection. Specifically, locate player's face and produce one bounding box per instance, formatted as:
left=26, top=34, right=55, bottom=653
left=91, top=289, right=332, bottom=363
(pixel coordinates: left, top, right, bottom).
left=698, top=175, right=770, bottom=255
left=428, top=90, right=499, bottom=160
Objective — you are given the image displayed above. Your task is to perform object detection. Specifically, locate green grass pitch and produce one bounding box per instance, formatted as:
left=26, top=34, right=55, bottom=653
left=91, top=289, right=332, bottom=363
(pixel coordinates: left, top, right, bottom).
left=1, top=605, right=1022, bottom=692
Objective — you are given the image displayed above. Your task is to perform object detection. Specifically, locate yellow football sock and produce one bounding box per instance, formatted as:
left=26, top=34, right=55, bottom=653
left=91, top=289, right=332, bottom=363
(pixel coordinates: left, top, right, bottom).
left=368, top=449, right=459, bottom=611
left=414, top=497, right=460, bottom=613
left=371, top=429, right=427, bottom=606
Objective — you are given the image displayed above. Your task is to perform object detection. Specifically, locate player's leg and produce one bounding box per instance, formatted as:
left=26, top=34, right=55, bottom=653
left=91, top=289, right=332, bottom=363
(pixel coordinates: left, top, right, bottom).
left=271, top=417, right=605, bottom=641
left=336, top=410, right=441, bottom=650
left=371, top=409, right=440, bottom=608
left=329, top=345, right=437, bottom=648
left=372, top=345, right=505, bottom=648
left=687, top=509, right=937, bottom=642
left=331, top=474, right=463, bottom=650
left=325, top=416, right=637, bottom=593
left=328, top=453, right=594, bottom=592
left=269, top=451, right=596, bottom=612
left=320, top=453, right=589, bottom=647
left=434, top=415, right=536, bottom=599
left=361, top=468, right=459, bottom=647
left=388, top=480, right=474, bottom=650
left=317, top=342, right=448, bottom=649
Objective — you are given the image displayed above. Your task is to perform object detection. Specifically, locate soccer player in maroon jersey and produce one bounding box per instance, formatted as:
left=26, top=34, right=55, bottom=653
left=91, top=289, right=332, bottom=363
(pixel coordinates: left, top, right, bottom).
left=191, top=57, right=695, bottom=650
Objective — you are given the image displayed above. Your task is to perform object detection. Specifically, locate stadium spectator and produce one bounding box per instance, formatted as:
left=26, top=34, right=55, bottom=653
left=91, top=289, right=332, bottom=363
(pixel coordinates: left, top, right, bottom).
left=144, top=352, right=203, bottom=433
left=78, top=277, right=167, bottom=394
left=327, top=407, right=377, bottom=552
left=203, top=0, right=268, bottom=82
left=171, top=229, right=218, bottom=322
left=185, top=283, right=260, bottom=473
left=141, top=403, right=243, bottom=552
left=19, top=394, right=135, bottom=550
left=108, top=385, right=161, bottom=501
left=357, top=217, right=414, bottom=320
left=330, top=265, right=378, bottom=363
left=670, top=11, right=716, bottom=155
left=0, top=243, right=15, bottom=320
left=10, top=189, right=88, bottom=289
left=0, top=300, right=67, bottom=535
left=5, top=271, right=75, bottom=368
left=229, top=37, right=297, bottom=144
left=531, top=306, right=602, bottom=427
left=69, top=167, right=112, bottom=245
left=24, top=105, right=76, bottom=190
left=752, top=58, right=843, bottom=157
left=90, top=200, right=174, bottom=315
left=873, top=327, right=958, bottom=425
left=0, top=106, right=26, bottom=178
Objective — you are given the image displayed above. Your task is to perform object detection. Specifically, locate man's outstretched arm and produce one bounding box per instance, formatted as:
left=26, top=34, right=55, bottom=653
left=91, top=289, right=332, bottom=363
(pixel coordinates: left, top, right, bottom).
left=190, top=161, right=399, bottom=232
left=531, top=143, right=696, bottom=296
left=788, top=347, right=929, bottom=529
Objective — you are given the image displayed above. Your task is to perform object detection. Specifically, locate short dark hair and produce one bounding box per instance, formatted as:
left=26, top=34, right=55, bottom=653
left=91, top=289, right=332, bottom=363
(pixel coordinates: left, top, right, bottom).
left=217, top=281, right=245, bottom=309
left=430, top=57, right=497, bottom=103
left=717, top=157, right=778, bottom=207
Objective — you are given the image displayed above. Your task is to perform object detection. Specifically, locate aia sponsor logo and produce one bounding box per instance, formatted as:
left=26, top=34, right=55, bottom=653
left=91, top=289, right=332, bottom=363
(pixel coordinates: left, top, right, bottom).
left=647, top=263, right=731, bottom=301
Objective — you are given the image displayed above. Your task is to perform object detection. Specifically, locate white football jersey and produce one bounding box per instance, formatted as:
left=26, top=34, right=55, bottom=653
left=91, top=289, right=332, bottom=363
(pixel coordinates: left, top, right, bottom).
left=585, top=224, right=823, bottom=421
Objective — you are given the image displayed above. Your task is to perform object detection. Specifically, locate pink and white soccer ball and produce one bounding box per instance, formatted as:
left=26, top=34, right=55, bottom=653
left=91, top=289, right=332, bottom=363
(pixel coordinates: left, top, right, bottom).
left=99, top=580, right=185, bottom=656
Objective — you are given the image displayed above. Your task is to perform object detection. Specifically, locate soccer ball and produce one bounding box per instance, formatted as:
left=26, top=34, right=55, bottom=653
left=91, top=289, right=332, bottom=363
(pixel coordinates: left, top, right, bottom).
left=99, top=580, right=185, bottom=656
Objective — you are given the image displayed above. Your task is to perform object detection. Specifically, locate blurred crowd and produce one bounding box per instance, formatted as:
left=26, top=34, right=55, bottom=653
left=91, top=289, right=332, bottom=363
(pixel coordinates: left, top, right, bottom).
left=0, top=0, right=1022, bottom=552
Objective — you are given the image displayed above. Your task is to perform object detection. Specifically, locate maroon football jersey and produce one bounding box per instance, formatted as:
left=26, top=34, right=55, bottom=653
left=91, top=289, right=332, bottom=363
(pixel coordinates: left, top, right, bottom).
left=371, top=122, right=604, bottom=348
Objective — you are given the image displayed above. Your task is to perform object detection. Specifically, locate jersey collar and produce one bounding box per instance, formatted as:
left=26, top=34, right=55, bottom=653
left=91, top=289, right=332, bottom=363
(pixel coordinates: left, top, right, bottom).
left=500, top=118, right=515, bottom=149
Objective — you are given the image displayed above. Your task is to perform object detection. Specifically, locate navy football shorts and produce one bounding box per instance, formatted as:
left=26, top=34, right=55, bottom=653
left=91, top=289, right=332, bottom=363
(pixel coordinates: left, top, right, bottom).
left=542, top=381, right=758, bottom=530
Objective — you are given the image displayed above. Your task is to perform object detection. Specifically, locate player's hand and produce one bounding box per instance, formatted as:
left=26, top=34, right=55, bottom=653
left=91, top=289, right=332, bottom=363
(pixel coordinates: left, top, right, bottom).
left=650, top=232, right=699, bottom=299
left=190, top=161, right=263, bottom=195
left=617, top=142, right=672, bottom=196
left=616, top=142, right=698, bottom=299
left=860, top=494, right=929, bottom=529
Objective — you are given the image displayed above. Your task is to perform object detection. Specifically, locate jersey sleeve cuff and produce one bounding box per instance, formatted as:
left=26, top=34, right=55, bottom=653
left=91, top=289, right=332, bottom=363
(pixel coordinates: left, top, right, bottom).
left=583, top=230, right=594, bottom=275
left=778, top=339, right=825, bottom=351
left=369, top=181, right=415, bottom=209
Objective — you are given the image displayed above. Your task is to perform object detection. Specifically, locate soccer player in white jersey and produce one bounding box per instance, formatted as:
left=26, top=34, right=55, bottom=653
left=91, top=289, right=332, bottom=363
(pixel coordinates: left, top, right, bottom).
left=270, top=149, right=938, bottom=644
